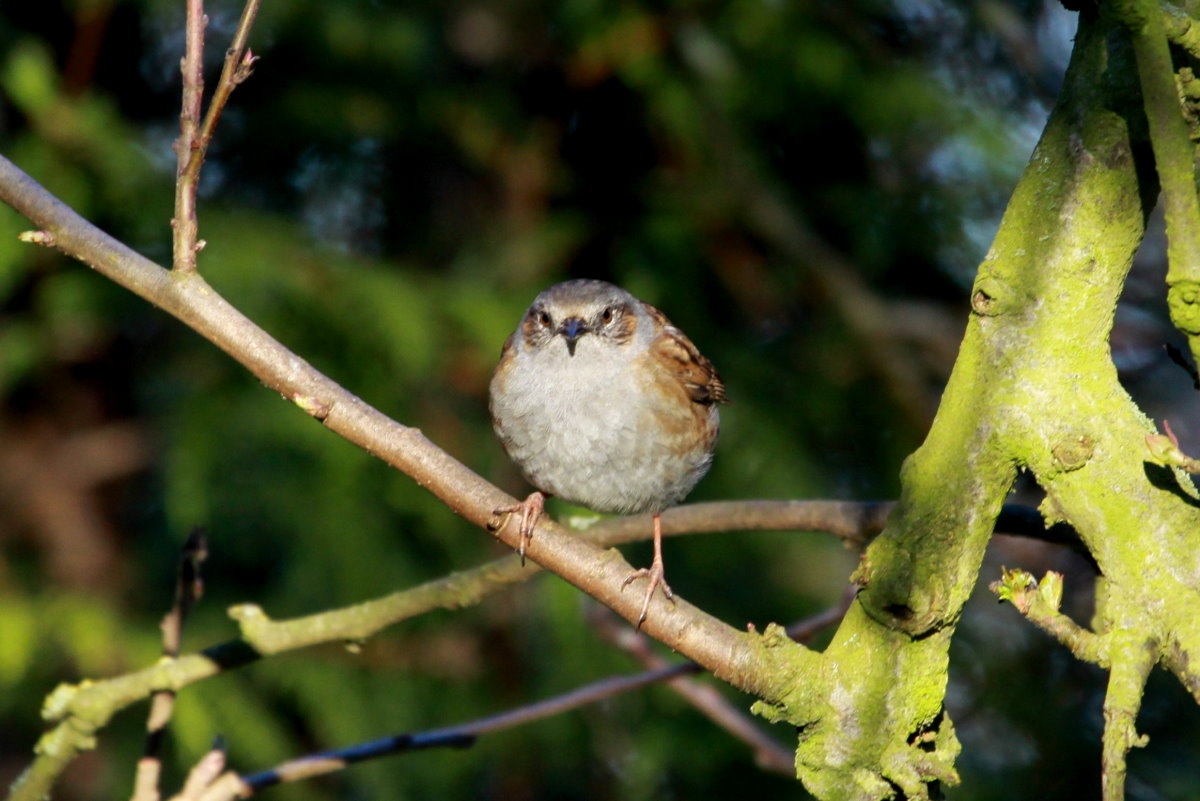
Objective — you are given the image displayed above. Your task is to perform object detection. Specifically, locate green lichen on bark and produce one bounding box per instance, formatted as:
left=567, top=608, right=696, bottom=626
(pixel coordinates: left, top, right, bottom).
left=1167, top=280, right=1200, bottom=333
left=777, top=8, right=1200, bottom=799
left=1116, top=0, right=1200, bottom=366
left=791, top=604, right=961, bottom=800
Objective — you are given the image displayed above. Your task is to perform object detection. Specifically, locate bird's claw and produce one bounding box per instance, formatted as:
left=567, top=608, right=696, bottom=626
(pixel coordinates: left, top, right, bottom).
left=491, top=492, right=545, bottom=566
left=622, top=563, right=674, bottom=630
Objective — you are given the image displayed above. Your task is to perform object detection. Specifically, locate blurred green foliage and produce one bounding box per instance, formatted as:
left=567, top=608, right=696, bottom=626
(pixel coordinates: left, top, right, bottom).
left=0, top=0, right=1197, bottom=799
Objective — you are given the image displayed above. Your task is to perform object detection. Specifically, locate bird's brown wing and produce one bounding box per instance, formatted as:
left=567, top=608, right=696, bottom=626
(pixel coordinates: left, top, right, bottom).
left=643, top=303, right=727, bottom=406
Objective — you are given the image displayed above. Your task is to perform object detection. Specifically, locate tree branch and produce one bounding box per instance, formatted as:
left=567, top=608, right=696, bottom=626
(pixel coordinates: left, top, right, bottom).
left=171, top=0, right=207, bottom=273
left=131, top=529, right=208, bottom=801
left=167, top=636, right=813, bottom=800
left=989, top=567, right=1109, bottom=665
left=195, top=0, right=260, bottom=154
left=0, top=153, right=821, bottom=800
left=6, top=479, right=1083, bottom=801
left=1161, top=2, right=1200, bottom=61
left=591, top=597, right=853, bottom=777
left=171, top=0, right=260, bottom=275
left=1117, top=0, right=1200, bottom=366
left=1101, top=631, right=1154, bottom=801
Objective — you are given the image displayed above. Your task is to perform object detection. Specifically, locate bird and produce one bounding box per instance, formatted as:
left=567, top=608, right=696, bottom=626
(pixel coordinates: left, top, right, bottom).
left=489, top=278, right=726, bottom=627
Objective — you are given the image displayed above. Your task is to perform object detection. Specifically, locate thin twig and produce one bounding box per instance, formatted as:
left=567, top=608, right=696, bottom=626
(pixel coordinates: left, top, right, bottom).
left=590, top=598, right=854, bottom=776
left=236, top=662, right=702, bottom=794
left=232, top=500, right=1081, bottom=655
left=166, top=744, right=234, bottom=801
left=131, top=529, right=209, bottom=801
left=989, top=567, right=1108, bottom=665
left=172, top=0, right=207, bottom=273
left=195, top=0, right=261, bottom=158
left=171, top=0, right=260, bottom=274
left=229, top=597, right=852, bottom=796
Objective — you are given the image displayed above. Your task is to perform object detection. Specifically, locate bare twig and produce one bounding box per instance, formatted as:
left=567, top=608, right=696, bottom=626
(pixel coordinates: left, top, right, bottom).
left=166, top=744, right=239, bottom=801
left=171, top=0, right=260, bottom=274
left=590, top=598, right=854, bottom=776
left=131, top=529, right=209, bottom=801
left=610, top=499, right=892, bottom=553
left=172, top=0, right=207, bottom=273
left=195, top=0, right=261, bottom=153
left=217, top=661, right=716, bottom=796
left=213, top=597, right=851, bottom=797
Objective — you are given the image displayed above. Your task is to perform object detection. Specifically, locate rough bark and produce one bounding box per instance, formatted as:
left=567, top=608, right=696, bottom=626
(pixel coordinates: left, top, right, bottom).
left=758, top=8, right=1200, bottom=799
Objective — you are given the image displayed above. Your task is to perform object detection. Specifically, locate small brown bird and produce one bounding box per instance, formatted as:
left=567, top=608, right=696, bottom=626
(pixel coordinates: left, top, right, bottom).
left=489, top=279, right=726, bottom=626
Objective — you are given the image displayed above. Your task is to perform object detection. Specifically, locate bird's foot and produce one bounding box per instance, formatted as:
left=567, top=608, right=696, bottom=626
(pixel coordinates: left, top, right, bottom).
left=622, top=561, right=674, bottom=630
left=490, top=492, right=545, bottom=566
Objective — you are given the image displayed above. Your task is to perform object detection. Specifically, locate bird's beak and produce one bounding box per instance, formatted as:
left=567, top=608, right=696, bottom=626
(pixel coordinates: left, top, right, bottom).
left=560, top=318, right=588, bottom=356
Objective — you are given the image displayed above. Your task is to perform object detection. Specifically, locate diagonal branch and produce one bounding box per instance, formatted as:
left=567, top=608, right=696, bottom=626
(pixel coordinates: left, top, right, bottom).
left=195, top=0, right=261, bottom=155
left=6, top=483, right=1080, bottom=801
left=989, top=567, right=1109, bottom=665
left=591, top=598, right=852, bottom=776
left=181, top=601, right=850, bottom=798
left=0, top=153, right=816, bottom=800
left=165, top=624, right=840, bottom=801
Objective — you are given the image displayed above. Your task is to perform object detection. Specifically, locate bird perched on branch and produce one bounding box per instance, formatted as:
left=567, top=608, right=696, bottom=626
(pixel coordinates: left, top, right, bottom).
left=489, top=278, right=726, bottom=627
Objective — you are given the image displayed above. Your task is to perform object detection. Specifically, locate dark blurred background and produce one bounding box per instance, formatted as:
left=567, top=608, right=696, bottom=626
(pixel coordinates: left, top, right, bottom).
left=0, top=0, right=1198, bottom=799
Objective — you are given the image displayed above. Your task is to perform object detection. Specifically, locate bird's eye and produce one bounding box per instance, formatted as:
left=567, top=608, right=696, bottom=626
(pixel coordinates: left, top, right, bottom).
left=538, top=310, right=552, bottom=328
left=600, top=307, right=614, bottom=324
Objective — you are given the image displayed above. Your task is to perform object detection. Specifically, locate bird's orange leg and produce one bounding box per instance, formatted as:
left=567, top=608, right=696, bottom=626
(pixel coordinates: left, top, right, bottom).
left=621, top=512, right=674, bottom=629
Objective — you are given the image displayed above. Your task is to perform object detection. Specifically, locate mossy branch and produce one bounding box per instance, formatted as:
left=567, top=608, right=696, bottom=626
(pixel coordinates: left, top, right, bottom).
left=1117, top=0, right=1200, bottom=364
left=990, top=568, right=1109, bottom=664
left=1101, top=632, right=1155, bottom=801
left=1161, top=3, right=1200, bottom=59
left=9, top=486, right=1075, bottom=801
left=995, top=567, right=1161, bottom=801
left=776, top=7, right=1200, bottom=798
